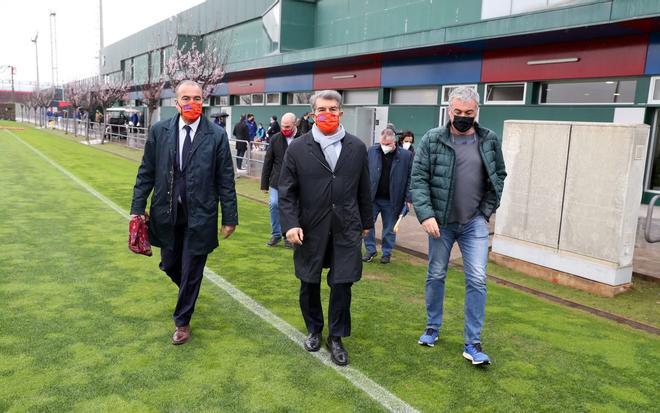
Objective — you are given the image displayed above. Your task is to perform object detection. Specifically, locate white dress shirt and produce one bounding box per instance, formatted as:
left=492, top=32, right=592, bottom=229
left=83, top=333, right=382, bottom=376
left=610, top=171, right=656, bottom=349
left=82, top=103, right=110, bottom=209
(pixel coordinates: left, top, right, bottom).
left=178, top=116, right=201, bottom=167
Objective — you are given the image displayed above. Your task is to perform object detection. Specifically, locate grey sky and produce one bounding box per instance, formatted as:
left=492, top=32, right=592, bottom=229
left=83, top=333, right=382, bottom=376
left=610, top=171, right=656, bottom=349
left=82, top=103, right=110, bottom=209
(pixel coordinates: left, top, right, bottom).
left=0, top=0, right=204, bottom=89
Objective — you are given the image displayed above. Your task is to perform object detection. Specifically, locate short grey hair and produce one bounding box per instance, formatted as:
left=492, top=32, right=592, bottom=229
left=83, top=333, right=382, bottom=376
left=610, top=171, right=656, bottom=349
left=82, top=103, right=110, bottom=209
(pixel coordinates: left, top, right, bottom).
left=281, top=112, right=297, bottom=123
left=448, top=86, right=480, bottom=108
left=310, top=90, right=342, bottom=111
left=175, top=80, right=202, bottom=97
left=380, top=128, right=396, bottom=142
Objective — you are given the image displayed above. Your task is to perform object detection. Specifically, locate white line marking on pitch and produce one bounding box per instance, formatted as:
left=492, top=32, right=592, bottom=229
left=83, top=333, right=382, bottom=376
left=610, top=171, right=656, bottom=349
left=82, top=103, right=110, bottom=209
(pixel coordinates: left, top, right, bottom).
left=7, top=130, right=419, bottom=413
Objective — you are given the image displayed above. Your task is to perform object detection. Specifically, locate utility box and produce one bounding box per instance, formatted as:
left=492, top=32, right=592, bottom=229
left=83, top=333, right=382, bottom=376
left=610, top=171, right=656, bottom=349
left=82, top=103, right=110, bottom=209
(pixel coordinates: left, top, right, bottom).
left=492, top=121, right=650, bottom=295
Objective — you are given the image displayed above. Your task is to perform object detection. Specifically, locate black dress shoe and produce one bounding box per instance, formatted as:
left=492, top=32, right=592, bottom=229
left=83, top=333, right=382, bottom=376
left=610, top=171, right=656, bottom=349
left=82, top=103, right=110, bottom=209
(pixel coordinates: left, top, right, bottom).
left=303, top=332, right=321, bottom=352
left=380, top=255, right=391, bottom=264
left=327, top=336, right=349, bottom=366
left=266, top=236, right=282, bottom=247
left=362, top=252, right=377, bottom=262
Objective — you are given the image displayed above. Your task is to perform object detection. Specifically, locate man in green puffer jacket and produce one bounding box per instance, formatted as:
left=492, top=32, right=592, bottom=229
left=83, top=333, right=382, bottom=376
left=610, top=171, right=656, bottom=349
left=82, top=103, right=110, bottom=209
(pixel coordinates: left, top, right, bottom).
left=411, top=86, right=506, bottom=366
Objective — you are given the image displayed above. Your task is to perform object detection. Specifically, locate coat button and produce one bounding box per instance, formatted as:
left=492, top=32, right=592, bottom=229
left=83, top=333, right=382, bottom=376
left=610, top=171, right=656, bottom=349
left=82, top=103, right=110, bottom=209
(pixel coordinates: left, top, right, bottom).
left=332, top=203, right=336, bottom=209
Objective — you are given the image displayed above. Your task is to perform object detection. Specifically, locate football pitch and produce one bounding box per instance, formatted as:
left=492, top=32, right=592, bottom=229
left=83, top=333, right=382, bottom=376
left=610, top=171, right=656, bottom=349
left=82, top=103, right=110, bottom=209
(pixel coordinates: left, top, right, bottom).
left=1, top=122, right=659, bottom=412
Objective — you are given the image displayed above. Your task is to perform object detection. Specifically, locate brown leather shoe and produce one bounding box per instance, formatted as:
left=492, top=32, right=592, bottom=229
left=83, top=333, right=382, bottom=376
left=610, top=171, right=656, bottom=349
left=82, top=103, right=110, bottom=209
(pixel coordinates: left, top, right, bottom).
left=172, top=325, right=191, bottom=345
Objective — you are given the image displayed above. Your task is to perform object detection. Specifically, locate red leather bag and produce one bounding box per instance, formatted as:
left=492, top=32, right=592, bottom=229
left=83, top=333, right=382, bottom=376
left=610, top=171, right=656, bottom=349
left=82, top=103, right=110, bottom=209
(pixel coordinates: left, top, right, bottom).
left=128, top=215, right=153, bottom=256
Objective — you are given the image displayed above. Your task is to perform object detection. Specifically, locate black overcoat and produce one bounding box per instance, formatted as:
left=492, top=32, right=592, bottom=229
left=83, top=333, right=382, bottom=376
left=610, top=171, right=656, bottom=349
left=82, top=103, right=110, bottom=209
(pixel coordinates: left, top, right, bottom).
left=260, top=129, right=301, bottom=190
left=278, top=132, right=374, bottom=284
left=131, top=115, right=238, bottom=255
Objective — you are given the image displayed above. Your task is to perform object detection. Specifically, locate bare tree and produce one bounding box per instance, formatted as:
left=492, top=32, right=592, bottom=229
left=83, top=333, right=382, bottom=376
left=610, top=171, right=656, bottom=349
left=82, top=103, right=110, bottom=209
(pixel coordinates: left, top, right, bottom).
left=34, top=88, right=55, bottom=128
left=64, top=82, right=87, bottom=136
left=141, top=73, right=166, bottom=130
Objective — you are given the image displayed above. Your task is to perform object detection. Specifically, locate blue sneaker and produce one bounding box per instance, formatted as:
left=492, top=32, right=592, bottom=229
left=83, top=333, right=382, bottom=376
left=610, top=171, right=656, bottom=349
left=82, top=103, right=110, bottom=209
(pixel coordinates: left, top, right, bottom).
left=462, top=343, right=492, bottom=365
left=418, top=328, right=439, bottom=347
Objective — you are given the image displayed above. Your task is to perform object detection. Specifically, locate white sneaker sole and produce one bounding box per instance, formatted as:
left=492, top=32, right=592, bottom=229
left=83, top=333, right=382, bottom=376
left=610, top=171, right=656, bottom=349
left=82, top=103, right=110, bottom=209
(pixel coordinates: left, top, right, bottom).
left=462, top=352, right=491, bottom=365
left=418, top=337, right=438, bottom=347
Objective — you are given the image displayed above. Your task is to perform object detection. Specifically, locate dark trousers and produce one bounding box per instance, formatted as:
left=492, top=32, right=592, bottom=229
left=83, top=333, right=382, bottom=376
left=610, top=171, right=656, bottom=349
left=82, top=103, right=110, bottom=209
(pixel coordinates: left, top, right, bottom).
left=299, top=281, right=353, bottom=337
left=236, top=147, right=246, bottom=169
left=159, top=220, right=208, bottom=327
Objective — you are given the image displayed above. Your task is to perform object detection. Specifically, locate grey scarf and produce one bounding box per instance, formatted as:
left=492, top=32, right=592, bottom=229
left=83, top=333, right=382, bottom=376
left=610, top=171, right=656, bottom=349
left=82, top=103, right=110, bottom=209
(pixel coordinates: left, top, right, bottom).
left=312, top=124, right=345, bottom=171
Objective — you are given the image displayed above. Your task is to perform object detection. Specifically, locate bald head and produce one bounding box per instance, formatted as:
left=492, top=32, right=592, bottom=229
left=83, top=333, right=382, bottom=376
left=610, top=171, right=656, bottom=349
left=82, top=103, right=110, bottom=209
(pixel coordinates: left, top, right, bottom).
left=175, top=80, right=202, bottom=98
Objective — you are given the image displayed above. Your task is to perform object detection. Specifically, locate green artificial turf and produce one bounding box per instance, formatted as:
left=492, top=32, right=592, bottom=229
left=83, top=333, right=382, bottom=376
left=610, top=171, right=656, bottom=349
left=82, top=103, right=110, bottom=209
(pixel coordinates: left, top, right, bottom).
left=2, top=121, right=660, bottom=412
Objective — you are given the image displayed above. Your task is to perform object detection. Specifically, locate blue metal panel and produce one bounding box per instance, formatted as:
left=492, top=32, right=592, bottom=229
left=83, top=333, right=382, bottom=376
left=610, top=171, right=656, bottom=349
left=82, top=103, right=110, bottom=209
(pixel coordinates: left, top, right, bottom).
left=211, top=83, right=229, bottom=96
left=381, top=53, right=482, bottom=87
left=645, top=32, right=660, bottom=75
left=265, top=72, right=314, bottom=92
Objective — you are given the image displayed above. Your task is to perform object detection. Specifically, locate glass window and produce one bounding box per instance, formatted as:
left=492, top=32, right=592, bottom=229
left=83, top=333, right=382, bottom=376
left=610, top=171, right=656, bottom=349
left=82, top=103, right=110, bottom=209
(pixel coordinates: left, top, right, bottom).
left=150, top=50, right=161, bottom=79
left=266, top=93, right=281, bottom=105
left=287, top=92, right=313, bottom=105
left=343, top=89, right=378, bottom=105
left=649, top=77, right=660, bottom=104
left=391, top=87, right=439, bottom=105
left=237, top=94, right=252, bottom=106
left=262, top=1, right=280, bottom=53
left=484, top=83, right=526, bottom=104
left=481, top=0, right=595, bottom=19
left=214, top=95, right=229, bottom=106
left=540, top=80, right=636, bottom=104
left=251, top=93, right=264, bottom=105
left=441, top=85, right=478, bottom=104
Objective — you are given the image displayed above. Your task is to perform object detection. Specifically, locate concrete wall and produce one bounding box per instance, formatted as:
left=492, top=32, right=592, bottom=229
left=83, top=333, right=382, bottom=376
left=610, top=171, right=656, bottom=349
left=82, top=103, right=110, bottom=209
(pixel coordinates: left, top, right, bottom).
left=493, top=120, right=650, bottom=286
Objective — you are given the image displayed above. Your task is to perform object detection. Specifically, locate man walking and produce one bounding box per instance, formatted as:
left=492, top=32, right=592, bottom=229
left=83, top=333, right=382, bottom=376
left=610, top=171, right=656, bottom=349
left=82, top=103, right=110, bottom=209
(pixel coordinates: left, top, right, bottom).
left=279, top=90, right=373, bottom=366
left=363, top=128, right=413, bottom=264
left=130, top=80, right=238, bottom=345
left=261, top=112, right=300, bottom=248
left=232, top=114, right=248, bottom=170
left=411, top=86, right=506, bottom=365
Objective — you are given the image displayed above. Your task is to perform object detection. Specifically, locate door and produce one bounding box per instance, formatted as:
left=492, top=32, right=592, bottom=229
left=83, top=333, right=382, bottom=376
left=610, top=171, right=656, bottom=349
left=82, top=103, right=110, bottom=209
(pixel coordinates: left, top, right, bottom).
left=645, top=109, right=660, bottom=195
left=355, top=107, right=376, bottom=148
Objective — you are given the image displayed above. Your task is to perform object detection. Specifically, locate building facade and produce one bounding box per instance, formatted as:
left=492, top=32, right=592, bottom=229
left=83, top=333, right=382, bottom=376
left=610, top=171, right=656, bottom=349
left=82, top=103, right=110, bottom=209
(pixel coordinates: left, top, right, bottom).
left=100, top=0, right=660, bottom=202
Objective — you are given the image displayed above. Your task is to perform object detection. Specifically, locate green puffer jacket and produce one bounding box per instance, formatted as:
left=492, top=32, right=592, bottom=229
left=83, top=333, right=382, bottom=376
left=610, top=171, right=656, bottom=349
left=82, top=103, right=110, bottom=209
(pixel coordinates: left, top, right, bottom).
left=410, top=122, right=507, bottom=226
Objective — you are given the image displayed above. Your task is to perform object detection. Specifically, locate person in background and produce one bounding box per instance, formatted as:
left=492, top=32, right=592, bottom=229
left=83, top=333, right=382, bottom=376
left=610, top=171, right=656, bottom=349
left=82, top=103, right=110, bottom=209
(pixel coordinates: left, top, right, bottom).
left=266, top=115, right=281, bottom=141
left=232, top=114, right=249, bottom=170
left=363, top=128, right=413, bottom=264
left=260, top=112, right=300, bottom=248
left=130, top=111, right=139, bottom=133
left=411, top=86, right=506, bottom=366
left=246, top=113, right=257, bottom=143
left=256, top=122, right=266, bottom=141
left=399, top=131, right=415, bottom=157
left=299, top=112, right=313, bottom=134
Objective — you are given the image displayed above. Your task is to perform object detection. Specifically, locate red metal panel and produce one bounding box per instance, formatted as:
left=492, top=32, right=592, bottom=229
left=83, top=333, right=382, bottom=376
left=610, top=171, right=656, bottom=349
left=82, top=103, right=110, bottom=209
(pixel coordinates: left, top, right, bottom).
left=313, top=64, right=381, bottom=90
left=227, top=77, right=265, bottom=94
left=481, top=35, right=648, bottom=82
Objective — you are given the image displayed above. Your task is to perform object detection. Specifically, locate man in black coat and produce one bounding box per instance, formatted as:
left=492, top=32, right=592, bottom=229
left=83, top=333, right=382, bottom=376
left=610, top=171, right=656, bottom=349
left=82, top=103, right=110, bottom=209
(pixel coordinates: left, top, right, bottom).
left=260, top=112, right=300, bottom=248
left=279, top=90, right=373, bottom=366
left=232, top=114, right=249, bottom=170
left=131, top=80, right=238, bottom=345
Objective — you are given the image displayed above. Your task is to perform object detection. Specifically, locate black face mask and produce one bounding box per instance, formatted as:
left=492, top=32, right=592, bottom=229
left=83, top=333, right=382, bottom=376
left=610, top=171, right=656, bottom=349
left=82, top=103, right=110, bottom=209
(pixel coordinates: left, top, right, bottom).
left=452, top=116, right=475, bottom=133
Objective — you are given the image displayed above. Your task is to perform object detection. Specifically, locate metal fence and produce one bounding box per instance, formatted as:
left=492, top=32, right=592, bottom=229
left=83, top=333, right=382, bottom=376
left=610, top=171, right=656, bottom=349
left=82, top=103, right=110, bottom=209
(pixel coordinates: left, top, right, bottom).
left=15, top=109, right=266, bottom=177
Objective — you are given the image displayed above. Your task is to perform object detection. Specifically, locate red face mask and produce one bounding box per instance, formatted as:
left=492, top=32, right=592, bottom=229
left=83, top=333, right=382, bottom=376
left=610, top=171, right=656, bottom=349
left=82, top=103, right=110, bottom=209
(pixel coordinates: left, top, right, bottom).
left=179, top=100, right=203, bottom=123
left=281, top=128, right=295, bottom=138
left=314, top=112, right=340, bottom=135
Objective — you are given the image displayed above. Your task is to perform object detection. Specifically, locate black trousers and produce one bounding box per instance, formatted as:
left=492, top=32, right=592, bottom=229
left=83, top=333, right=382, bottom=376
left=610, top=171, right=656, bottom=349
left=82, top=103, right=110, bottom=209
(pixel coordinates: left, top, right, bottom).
left=300, top=281, right=353, bottom=337
left=236, top=147, right=246, bottom=169
left=159, top=215, right=208, bottom=327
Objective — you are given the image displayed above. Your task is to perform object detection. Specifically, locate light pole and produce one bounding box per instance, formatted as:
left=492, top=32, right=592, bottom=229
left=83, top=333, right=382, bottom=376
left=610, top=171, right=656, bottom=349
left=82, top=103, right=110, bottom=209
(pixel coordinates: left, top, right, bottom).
left=99, top=0, right=104, bottom=81
left=31, top=33, right=40, bottom=92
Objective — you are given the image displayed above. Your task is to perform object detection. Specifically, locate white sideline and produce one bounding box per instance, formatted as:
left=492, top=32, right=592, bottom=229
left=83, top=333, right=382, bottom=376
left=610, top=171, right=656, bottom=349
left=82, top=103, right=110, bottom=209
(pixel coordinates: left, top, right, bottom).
left=7, top=130, right=419, bottom=413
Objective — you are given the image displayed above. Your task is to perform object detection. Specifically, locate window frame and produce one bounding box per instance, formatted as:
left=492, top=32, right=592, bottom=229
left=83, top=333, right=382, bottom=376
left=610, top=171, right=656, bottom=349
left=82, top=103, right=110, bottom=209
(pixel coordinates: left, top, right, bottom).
left=538, top=79, right=637, bottom=106
left=648, top=76, right=660, bottom=105
left=390, top=87, right=440, bottom=106
left=483, top=82, right=527, bottom=105
left=286, top=91, right=313, bottom=106
left=266, top=92, right=281, bottom=106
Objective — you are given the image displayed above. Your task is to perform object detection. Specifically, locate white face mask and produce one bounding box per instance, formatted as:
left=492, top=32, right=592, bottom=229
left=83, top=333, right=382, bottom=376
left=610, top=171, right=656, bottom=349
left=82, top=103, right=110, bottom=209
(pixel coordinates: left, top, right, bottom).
left=381, top=144, right=394, bottom=154
left=402, top=142, right=412, bottom=150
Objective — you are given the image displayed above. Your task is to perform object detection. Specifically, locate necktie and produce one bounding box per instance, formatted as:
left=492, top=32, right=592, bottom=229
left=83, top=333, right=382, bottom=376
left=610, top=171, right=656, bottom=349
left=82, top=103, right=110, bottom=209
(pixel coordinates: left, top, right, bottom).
left=182, top=125, right=192, bottom=170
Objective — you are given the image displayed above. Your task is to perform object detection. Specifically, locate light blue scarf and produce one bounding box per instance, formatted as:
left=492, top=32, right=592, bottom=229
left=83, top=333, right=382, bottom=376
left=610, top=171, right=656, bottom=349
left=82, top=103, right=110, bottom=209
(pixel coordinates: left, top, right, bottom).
left=312, top=124, right=345, bottom=171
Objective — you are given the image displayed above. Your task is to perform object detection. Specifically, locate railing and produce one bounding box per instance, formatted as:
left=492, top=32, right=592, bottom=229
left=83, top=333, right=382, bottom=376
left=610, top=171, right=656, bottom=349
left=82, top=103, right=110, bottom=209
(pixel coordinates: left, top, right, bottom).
left=229, top=138, right=268, bottom=176
left=645, top=194, right=660, bottom=243
left=15, top=110, right=148, bottom=148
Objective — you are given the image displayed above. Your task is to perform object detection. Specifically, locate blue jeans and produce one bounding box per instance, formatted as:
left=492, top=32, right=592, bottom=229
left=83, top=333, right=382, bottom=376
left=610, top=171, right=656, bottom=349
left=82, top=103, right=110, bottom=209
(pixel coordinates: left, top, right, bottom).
left=425, top=214, right=489, bottom=344
left=269, top=187, right=282, bottom=238
left=364, top=198, right=397, bottom=257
